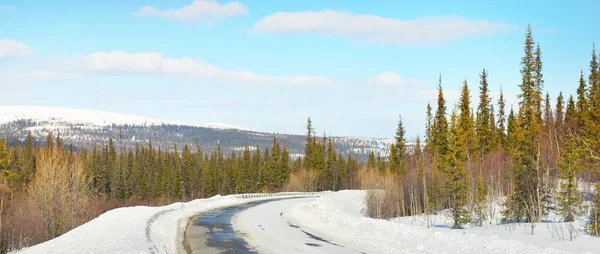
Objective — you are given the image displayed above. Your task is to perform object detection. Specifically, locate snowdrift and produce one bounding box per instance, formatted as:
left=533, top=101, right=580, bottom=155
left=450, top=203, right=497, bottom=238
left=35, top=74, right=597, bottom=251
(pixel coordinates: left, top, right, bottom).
left=15, top=193, right=319, bottom=254
left=289, top=190, right=598, bottom=254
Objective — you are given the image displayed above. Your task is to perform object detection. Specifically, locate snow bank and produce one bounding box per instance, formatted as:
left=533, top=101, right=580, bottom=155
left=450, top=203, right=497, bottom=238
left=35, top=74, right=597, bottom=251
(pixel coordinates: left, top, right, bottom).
left=15, top=193, right=318, bottom=254
left=289, top=190, right=593, bottom=254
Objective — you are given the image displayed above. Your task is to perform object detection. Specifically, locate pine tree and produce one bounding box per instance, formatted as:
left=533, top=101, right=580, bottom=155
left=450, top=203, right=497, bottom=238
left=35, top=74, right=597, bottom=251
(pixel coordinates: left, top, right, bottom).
left=556, top=133, right=584, bottom=222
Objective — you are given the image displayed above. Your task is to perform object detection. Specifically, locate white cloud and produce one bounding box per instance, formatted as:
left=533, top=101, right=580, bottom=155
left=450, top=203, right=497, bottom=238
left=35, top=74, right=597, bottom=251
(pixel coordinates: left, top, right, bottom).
left=252, top=10, right=516, bottom=46
left=67, top=51, right=331, bottom=86
left=134, top=0, right=247, bottom=22
left=0, top=70, right=80, bottom=85
left=373, top=72, right=404, bottom=86
left=371, top=72, right=427, bottom=88
left=0, top=39, right=33, bottom=58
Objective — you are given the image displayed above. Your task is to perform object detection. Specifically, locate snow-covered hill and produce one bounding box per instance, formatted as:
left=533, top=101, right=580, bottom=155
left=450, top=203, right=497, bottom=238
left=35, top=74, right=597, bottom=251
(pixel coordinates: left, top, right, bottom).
left=0, top=105, right=392, bottom=160
left=0, top=105, right=248, bottom=131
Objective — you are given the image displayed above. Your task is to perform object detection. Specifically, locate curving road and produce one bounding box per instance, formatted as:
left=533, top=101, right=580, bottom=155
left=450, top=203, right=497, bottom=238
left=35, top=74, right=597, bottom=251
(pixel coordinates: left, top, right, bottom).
left=180, top=197, right=365, bottom=254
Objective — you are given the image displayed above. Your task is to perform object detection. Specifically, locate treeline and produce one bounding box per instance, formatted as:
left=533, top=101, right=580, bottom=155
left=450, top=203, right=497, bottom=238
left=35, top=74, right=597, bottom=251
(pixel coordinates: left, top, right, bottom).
left=0, top=122, right=362, bottom=252
left=364, top=25, right=600, bottom=235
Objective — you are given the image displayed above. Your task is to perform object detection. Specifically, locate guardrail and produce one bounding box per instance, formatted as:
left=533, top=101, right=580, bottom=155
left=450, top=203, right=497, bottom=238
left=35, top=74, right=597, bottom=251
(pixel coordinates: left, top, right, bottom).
left=237, top=192, right=324, bottom=199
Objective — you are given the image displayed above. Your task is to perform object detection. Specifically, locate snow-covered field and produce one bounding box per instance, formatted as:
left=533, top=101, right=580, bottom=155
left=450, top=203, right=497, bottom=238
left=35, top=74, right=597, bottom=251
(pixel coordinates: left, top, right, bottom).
left=290, top=191, right=600, bottom=254
left=14, top=190, right=600, bottom=254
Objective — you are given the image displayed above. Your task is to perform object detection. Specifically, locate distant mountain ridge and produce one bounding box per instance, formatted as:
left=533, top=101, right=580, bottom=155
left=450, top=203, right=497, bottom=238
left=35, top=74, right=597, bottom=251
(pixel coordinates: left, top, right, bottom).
left=0, top=106, right=393, bottom=160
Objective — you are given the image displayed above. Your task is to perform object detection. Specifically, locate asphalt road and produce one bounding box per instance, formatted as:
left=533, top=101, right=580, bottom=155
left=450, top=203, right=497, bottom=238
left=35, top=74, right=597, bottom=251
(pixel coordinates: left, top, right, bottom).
left=180, top=197, right=363, bottom=254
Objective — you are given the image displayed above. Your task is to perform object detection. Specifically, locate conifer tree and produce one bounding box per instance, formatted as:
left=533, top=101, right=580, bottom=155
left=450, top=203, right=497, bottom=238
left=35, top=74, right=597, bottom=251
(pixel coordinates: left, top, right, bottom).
left=474, top=167, right=487, bottom=226
left=326, top=138, right=337, bottom=190
left=556, top=133, right=584, bottom=222
left=429, top=75, right=449, bottom=211
left=281, top=146, right=290, bottom=189
left=367, top=150, right=376, bottom=170
left=589, top=182, right=600, bottom=236
left=544, top=92, right=554, bottom=129
left=425, top=103, right=434, bottom=154
left=565, top=95, right=578, bottom=130
left=497, top=88, right=507, bottom=147
left=477, top=69, right=493, bottom=155
left=508, top=25, right=546, bottom=223
left=586, top=45, right=600, bottom=151
left=555, top=92, right=565, bottom=131
left=457, top=80, right=477, bottom=162
left=447, top=106, right=470, bottom=229
left=394, top=116, right=407, bottom=174
left=577, top=71, right=590, bottom=131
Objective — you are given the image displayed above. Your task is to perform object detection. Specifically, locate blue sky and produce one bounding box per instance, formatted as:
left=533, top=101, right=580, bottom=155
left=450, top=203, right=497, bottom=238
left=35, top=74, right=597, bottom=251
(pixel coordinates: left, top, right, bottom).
left=0, top=0, right=599, bottom=138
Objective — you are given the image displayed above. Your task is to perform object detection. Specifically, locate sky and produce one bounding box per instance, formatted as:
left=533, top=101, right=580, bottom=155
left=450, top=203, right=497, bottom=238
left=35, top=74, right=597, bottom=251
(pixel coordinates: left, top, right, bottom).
left=0, top=0, right=599, bottom=139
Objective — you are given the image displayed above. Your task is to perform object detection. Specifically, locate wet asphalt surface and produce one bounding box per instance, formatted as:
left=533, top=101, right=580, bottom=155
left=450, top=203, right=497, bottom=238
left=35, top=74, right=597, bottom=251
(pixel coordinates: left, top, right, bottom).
left=182, top=197, right=317, bottom=254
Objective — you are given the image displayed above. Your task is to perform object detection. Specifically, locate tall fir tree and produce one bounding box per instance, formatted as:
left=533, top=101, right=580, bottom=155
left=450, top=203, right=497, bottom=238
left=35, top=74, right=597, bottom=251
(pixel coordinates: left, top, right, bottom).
left=447, top=106, right=471, bottom=229
left=477, top=69, right=493, bottom=155
left=589, top=182, right=600, bottom=236
left=565, top=95, right=578, bottom=131
left=556, top=133, right=584, bottom=222
left=508, top=25, right=546, bottom=223
left=555, top=92, right=565, bottom=131
left=497, top=88, right=507, bottom=147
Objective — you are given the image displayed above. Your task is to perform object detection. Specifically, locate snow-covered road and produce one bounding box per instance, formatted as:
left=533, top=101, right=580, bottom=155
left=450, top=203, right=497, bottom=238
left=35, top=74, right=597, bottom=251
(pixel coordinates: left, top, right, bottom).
left=233, top=196, right=367, bottom=253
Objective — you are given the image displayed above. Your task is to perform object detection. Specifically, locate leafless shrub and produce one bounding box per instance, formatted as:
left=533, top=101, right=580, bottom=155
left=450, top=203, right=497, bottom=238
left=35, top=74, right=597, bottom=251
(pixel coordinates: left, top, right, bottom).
left=27, top=148, right=89, bottom=240
left=362, top=170, right=404, bottom=219
left=284, top=168, right=319, bottom=192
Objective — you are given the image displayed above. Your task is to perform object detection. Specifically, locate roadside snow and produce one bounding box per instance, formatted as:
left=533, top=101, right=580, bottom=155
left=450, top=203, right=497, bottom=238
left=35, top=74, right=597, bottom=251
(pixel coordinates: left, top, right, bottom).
left=289, top=190, right=598, bottom=254
left=233, top=196, right=368, bottom=253
left=14, top=193, right=313, bottom=254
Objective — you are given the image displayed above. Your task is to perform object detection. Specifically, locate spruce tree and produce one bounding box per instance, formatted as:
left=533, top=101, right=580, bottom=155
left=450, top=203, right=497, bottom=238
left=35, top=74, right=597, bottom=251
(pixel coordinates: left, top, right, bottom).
left=394, top=116, right=407, bottom=174
left=497, top=88, right=507, bottom=147
left=577, top=71, right=590, bottom=131
left=565, top=95, right=578, bottom=130
left=586, top=45, right=600, bottom=151
left=589, top=182, right=600, bottom=236
left=477, top=69, right=493, bottom=155
left=508, top=25, right=545, bottom=223
left=447, top=106, right=470, bottom=229
left=556, top=133, right=583, bottom=222
left=555, top=92, right=565, bottom=131
left=474, top=167, right=487, bottom=226
left=457, top=80, right=477, bottom=162
left=325, top=138, right=337, bottom=190
left=367, top=149, right=376, bottom=170
left=429, top=75, right=450, bottom=212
